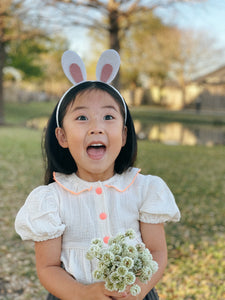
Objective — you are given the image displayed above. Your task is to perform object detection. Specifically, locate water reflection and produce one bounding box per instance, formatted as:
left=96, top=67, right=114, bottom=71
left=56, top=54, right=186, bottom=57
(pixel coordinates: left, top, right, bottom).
left=134, top=120, right=225, bottom=146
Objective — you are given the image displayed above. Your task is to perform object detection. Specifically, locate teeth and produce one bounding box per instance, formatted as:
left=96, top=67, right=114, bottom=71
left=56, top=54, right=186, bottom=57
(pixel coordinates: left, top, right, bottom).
left=91, top=144, right=104, bottom=147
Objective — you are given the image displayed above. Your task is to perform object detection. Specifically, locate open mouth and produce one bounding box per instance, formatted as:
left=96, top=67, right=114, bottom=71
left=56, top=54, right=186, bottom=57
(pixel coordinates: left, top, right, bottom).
left=87, top=144, right=106, bottom=160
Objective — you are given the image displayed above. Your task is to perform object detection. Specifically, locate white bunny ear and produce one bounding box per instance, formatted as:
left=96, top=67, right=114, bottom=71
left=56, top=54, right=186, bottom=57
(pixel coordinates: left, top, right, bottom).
left=61, top=50, right=87, bottom=85
left=96, top=49, right=120, bottom=83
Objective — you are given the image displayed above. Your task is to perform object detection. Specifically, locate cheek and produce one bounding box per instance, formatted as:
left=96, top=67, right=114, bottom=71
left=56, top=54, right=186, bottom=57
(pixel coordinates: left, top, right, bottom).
left=66, top=133, right=83, bottom=148
left=110, top=128, right=126, bottom=148
left=67, top=141, right=84, bottom=164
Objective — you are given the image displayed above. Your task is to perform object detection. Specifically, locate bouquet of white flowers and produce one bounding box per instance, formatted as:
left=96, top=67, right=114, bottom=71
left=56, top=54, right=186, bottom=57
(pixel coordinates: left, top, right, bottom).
left=86, top=229, right=158, bottom=296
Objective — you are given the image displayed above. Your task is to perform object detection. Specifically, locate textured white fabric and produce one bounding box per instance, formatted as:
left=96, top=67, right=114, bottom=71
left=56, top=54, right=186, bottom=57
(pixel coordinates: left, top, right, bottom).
left=96, top=49, right=120, bottom=83
left=61, top=50, right=87, bottom=85
left=15, top=167, right=180, bottom=284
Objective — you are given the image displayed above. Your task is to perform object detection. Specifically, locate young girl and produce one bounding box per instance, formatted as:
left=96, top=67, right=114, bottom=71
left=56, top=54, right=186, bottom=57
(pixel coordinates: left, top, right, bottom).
left=15, top=50, right=180, bottom=300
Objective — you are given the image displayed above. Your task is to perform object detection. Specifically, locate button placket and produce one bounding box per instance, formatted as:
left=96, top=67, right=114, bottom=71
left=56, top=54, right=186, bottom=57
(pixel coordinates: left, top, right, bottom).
left=95, top=187, right=102, bottom=195
left=99, top=212, right=107, bottom=220
left=95, top=185, right=110, bottom=244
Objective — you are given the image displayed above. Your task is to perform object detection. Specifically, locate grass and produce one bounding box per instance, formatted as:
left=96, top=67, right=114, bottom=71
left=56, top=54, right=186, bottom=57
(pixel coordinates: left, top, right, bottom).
left=1, top=102, right=225, bottom=299
left=137, top=142, right=225, bottom=299
left=0, top=127, right=46, bottom=299
left=5, top=101, right=56, bottom=126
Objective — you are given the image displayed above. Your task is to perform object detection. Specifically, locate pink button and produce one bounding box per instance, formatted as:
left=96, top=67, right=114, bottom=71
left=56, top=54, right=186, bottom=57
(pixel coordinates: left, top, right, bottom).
left=99, top=212, right=107, bottom=220
left=103, top=236, right=110, bottom=244
left=96, top=187, right=102, bottom=194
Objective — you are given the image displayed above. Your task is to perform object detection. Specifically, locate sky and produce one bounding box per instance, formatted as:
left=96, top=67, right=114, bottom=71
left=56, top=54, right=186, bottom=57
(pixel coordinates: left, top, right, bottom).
left=155, top=0, right=225, bottom=48
left=68, top=0, right=225, bottom=63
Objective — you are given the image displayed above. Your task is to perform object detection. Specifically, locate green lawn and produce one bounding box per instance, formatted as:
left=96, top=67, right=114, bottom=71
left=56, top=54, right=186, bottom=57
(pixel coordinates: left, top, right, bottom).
left=137, top=141, right=225, bottom=299
left=0, top=102, right=224, bottom=299
left=5, top=101, right=56, bottom=126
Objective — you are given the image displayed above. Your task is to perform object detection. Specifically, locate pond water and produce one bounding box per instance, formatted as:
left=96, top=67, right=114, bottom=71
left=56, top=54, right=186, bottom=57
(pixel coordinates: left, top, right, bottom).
left=133, top=120, right=225, bottom=146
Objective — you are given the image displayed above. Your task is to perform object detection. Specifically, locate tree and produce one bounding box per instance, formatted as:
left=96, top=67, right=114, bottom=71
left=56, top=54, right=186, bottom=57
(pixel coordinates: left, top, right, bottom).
left=42, top=0, right=205, bottom=89
left=129, top=14, right=180, bottom=104
left=38, top=35, right=70, bottom=96
left=8, top=39, right=46, bottom=80
left=120, top=11, right=180, bottom=86
left=168, top=29, right=224, bottom=106
left=0, top=0, right=44, bottom=124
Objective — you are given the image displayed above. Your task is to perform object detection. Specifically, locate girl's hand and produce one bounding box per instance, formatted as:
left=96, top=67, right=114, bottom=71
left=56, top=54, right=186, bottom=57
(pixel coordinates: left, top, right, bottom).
left=111, top=292, right=142, bottom=300
left=85, top=282, right=128, bottom=300
left=110, top=287, right=143, bottom=300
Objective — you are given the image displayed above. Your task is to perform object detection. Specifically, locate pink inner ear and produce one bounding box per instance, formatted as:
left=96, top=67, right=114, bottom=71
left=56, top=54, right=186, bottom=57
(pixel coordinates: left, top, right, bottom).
left=100, top=64, right=113, bottom=82
left=69, top=63, right=84, bottom=83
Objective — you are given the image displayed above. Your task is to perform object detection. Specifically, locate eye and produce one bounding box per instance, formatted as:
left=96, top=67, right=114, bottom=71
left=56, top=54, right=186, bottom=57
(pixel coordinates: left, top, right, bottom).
left=76, top=115, right=88, bottom=121
left=104, top=114, right=114, bottom=120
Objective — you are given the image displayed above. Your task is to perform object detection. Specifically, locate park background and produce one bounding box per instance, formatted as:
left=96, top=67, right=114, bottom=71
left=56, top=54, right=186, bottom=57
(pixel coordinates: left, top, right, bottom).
left=0, top=0, right=225, bottom=299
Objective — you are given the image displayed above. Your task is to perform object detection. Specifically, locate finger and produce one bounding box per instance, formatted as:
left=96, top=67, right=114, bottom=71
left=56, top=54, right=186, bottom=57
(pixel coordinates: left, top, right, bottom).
left=105, top=290, right=128, bottom=298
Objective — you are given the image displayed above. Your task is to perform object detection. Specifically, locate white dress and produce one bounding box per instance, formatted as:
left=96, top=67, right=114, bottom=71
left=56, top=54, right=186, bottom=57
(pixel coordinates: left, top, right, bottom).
left=15, top=167, right=180, bottom=284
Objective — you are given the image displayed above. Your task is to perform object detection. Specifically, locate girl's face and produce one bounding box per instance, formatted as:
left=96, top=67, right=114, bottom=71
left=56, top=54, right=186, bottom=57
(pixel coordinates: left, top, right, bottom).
left=55, top=89, right=127, bottom=182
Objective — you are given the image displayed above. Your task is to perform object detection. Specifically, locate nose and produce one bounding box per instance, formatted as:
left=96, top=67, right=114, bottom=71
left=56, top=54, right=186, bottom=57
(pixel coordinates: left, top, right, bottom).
left=89, top=129, right=104, bottom=135
left=88, top=117, right=105, bottom=135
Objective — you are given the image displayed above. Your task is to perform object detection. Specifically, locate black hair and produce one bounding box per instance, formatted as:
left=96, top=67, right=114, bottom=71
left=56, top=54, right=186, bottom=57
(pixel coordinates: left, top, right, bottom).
left=43, top=81, right=137, bottom=184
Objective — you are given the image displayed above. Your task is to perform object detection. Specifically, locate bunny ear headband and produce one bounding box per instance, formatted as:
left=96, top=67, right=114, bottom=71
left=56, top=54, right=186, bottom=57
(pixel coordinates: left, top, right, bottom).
left=56, top=49, right=127, bottom=127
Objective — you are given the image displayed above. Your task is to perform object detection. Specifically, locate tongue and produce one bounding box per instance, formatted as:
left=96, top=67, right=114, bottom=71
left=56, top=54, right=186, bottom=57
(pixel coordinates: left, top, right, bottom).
left=87, top=147, right=106, bottom=160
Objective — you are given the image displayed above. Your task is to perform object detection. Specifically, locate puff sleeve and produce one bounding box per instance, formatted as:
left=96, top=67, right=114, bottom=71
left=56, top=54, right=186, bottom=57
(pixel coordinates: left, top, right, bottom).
left=15, top=185, right=66, bottom=242
left=139, top=175, right=181, bottom=224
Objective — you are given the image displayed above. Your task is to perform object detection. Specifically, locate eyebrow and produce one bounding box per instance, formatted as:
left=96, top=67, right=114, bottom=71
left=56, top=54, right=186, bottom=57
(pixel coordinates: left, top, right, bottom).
left=71, top=106, right=87, bottom=111
left=102, top=105, right=119, bottom=112
left=71, top=105, right=119, bottom=113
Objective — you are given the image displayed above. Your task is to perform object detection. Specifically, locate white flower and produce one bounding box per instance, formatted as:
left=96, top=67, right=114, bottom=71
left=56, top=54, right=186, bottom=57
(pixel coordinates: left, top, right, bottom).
left=141, top=266, right=153, bottom=280
left=86, top=244, right=100, bottom=260
left=93, top=269, right=103, bottom=281
left=124, top=271, right=136, bottom=285
left=109, top=271, right=121, bottom=284
left=133, top=258, right=143, bottom=273
left=103, top=251, right=115, bottom=265
left=105, top=279, right=114, bottom=291
left=139, top=273, right=150, bottom=284
left=122, top=256, right=134, bottom=269
left=117, top=265, right=128, bottom=276
left=130, top=284, right=141, bottom=296
left=91, top=244, right=101, bottom=255
left=136, top=243, right=145, bottom=253
left=110, top=244, right=122, bottom=255
left=141, top=248, right=153, bottom=265
left=125, top=228, right=135, bottom=239
left=91, top=238, right=104, bottom=248
left=114, top=281, right=127, bottom=292
left=85, top=251, right=95, bottom=260
left=150, top=260, right=158, bottom=273
left=123, top=245, right=138, bottom=259
left=114, top=233, right=125, bottom=243
left=114, top=255, right=122, bottom=266
left=108, top=237, right=116, bottom=246
left=97, top=261, right=106, bottom=270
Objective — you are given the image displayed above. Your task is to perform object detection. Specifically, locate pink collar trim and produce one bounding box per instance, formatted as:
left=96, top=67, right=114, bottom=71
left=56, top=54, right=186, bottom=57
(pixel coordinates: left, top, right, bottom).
left=53, top=168, right=141, bottom=195
left=53, top=172, right=93, bottom=195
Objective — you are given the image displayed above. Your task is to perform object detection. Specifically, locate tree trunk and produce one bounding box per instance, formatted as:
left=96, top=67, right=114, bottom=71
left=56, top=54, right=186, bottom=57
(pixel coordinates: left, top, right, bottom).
left=181, top=85, right=186, bottom=108
left=108, top=8, right=120, bottom=89
left=0, top=41, right=6, bottom=125
left=178, top=75, right=186, bottom=108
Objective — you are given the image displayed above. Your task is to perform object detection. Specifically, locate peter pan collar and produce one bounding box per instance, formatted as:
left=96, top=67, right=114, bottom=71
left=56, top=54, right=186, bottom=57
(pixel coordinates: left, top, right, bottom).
left=53, top=168, right=141, bottom=195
